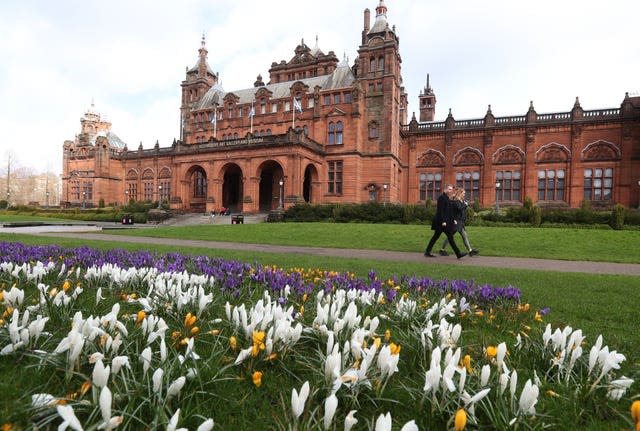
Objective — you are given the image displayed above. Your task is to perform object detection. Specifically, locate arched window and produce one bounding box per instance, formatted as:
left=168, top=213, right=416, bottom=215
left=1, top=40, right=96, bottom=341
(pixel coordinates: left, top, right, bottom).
left=266, top=129, right=272, bottom=136
left=193, top=170, right=206, bottom=198
left=234, top=132, right=239, bottom=139
left=378, top=56, right=384, bottom=71
left=303, top=125, right=308, bottom=136
left=328, top=121, right=344, bottom=145
left=369, top=57, right=376, bottom=73
left=222, top=134, right=226, bottom=140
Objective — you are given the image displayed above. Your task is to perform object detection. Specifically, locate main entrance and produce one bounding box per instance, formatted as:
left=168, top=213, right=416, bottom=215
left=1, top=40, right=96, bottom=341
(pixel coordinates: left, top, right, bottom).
left=258, top=160, right=284, bottom=211
left=222, top=163, right=243, bottom=212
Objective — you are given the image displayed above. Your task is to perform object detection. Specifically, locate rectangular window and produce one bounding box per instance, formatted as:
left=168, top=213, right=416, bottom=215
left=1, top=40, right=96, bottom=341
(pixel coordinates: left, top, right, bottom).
left=584, top=167, right=613, bottom=201
left=260, top=103, right=266, bottom=114
left=144, top=182, right=154, bottom=201
left=419, top=172, right=442, bottom=201
left=344, top=92, right=352, bottom=103
left=271, top=103, right=277, bottom=113
left=368, top=83, right=375, bottom=93
left=537, top=169, right=565, bottom=201
left=333, top=93, right=341, bottom=104
left=455, top=171, right=480, bottom=201
left=238, top=108, right=243, bottom=118
left=308, top=98, right=314, bottom=108
left=323, top=95, right=331, bottom=105
left=496, top=170, right=521, bottom=202
left=285, top=101, right=291, bottom=112
left=328, top=161, right=343, bottom=194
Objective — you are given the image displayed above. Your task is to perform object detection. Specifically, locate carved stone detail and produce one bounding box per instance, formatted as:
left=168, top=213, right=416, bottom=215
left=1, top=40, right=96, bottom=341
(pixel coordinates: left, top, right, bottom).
left=453, top=147, right=484, bottom=166
left=417, top=150, right=445, bottom=167
left=494, top=148, right=524, bottom=164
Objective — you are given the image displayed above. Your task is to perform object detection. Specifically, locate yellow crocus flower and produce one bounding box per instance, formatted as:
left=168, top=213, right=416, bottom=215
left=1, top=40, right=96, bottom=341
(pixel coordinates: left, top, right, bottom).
left=631, top=400, right=640, bottom=423
left=252, top=371, right=263, bottom=388
left=135, top=310, right=146, bottom=325
left=384, top=329, right=391, bottom=342
left=229, top=336, right=237, bottom=351
left=184, top=312, right=197, bottom=328
left=454, top=408, right=467, bottom=431
left=389, top=343, right=401, bottom=355
left=485, top=346, right=497, bottom=359
left=462, top=354, right=472, bottom=373
left=62, top=281, right=71, bottom=291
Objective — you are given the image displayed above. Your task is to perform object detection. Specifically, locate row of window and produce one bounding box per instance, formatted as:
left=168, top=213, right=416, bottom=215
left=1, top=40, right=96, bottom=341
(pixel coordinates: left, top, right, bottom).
left=69, top=181, right=93, bottom=201
left=416, top=168, right=614, bottom=202
left=124, top=181, right=171, bottom=202
left=192, top=91, right=353, bottom=124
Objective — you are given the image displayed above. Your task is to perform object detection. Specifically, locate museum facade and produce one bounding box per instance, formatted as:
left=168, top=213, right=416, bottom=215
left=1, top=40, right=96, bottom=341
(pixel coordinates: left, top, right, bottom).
left=61, top=1, right=640, bottom=212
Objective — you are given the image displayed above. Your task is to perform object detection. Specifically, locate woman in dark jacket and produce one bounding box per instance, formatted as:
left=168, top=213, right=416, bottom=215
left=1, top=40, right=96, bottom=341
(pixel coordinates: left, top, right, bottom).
left=424, top=185, right=466, bottom=259
left=439, top=188, right=479, bottom=256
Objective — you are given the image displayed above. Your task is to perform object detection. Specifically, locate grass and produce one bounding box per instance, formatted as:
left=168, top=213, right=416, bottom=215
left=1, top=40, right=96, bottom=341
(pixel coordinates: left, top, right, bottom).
left=99, top=223, right=640, bottom=264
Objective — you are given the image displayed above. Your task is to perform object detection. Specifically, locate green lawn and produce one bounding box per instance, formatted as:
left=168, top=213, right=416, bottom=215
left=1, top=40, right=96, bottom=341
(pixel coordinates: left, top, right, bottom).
left=98, top=223, right=640, bottom=264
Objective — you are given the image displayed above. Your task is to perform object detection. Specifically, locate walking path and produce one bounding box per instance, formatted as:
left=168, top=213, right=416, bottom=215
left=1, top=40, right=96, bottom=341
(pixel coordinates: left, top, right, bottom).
left=4, top=226, right=637, bottom=276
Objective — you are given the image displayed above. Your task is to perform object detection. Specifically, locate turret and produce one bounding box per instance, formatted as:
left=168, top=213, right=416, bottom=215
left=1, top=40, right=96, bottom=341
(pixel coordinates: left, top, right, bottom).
left=419, top=74, right=436, bottom=122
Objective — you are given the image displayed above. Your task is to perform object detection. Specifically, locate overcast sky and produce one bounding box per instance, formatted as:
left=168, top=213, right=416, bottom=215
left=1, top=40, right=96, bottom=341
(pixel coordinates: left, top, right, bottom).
left=1, top=0, right=638, bottom=175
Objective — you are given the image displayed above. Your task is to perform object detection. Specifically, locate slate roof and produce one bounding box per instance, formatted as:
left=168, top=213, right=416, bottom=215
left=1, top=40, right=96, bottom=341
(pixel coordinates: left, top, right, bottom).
left=192, top=62, right=355, bottom=111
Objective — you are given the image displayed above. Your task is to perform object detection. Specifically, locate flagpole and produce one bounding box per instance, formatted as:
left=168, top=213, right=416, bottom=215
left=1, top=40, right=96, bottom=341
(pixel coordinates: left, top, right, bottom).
left=292, top=97, right=295, bottom=129
left=250, top=101, right=254, bottom=134
left=213, top=107, right=217, bottom=139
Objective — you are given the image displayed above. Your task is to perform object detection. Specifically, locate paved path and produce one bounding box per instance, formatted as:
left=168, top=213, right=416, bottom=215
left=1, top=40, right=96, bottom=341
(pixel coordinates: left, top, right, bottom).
left=16, top=230, right=640, bottom=276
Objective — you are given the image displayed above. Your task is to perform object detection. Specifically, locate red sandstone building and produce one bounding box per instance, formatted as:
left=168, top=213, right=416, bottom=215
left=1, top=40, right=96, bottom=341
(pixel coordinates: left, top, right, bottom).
left=62, top=1, right=640, bottom=213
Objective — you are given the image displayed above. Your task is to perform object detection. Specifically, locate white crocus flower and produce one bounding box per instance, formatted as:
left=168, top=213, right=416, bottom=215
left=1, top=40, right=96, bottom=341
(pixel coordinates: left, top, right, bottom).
left=111, top=356, right=130, bottom=375
left=196, top=419, right=214, bottom=431
left=140, top=347, right=152, bottom=375
left=152, top=368, right=164, bottom=393
left=400, top=420, right=418, bottom=431
left=167, top=376, right=186, bottom=398
left=606, top=376, right=634, bottom=401
left=32, top=393, right=56, bottom=408
left=496, top=342, right=507, bottom=369
left=344, top=410, right=358, bottom=431
left=323, top=393, right=338, bottom=430
left=480, top=364, right=491, bottom=387
left=57, top=404, right=84, bottom=431
left=374, top=412, right=392, bottom=431
left=92, top=359, right=110, bottom=388
left=518, top=379, right=539, bottom=416
left=99, top=386, right=112, bottom=421
left=291, top=381, right=310, bottom=419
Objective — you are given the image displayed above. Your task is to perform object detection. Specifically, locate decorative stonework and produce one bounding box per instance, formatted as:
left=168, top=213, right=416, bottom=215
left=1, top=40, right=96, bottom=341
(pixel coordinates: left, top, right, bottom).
left=493, top=145, right=524, bottom=164
left=453, top=147, right=484, bottom=166
left=126, top=169, right=139, bottom=180
left=581, top=140, right=621, bottom=161
left=417, top=149, right=445, bottom=167
left=536, top=142, right=570, bottom=163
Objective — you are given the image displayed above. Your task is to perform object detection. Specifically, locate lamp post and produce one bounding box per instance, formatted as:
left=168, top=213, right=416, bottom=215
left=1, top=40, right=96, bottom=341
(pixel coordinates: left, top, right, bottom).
left=124, top=189, right=129, bottom=205
left=157, top=184, right=163, bottom=209
left=82, top=191, right=86, bottom=209
left=383, top=183, right=388, bottom=206
left=278, top=179, right=284, bottom=210
left=495, top=182, right=501, bottom=214
left=46, top=191, right=50, bottom=209
left=5, top=192, right=9, bottom=208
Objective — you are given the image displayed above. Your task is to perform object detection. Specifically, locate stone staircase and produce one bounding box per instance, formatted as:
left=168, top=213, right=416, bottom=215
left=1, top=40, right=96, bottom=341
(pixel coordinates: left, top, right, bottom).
left=161, top=212, right=268, bottom=226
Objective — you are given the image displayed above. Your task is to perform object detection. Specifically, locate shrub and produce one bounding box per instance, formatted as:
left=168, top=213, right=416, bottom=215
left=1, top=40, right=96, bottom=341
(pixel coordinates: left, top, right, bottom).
left=609, top=204, right=626, bottom=230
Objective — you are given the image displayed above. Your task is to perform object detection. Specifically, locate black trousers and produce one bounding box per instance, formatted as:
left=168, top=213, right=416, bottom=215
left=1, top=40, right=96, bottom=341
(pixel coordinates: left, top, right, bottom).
left=425, top=228, right=463, bottom=257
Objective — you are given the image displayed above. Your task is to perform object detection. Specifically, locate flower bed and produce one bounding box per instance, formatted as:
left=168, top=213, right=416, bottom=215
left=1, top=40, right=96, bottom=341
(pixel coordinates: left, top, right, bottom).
left=0, top=241, right=636, bottom=430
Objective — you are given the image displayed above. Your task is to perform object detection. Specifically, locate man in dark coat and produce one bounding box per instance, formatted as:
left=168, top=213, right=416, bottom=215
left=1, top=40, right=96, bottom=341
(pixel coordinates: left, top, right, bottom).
left=424, top=184, right=467, bottom=259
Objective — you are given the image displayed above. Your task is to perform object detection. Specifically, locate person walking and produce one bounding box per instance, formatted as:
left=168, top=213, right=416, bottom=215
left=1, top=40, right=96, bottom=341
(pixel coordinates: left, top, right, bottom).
left=424, top=184, right=467, bottom=259
left=438, top=188, right=479, bottom=256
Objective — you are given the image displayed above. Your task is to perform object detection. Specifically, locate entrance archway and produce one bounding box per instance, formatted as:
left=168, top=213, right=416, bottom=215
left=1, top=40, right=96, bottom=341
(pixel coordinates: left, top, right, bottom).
left=303, top=164, right=318, bottom=203
left=222, top=163, right=243, bottom=212
left=186, top=165, right=207, bottom=212
left=258, top=160, right=284, bottom=211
